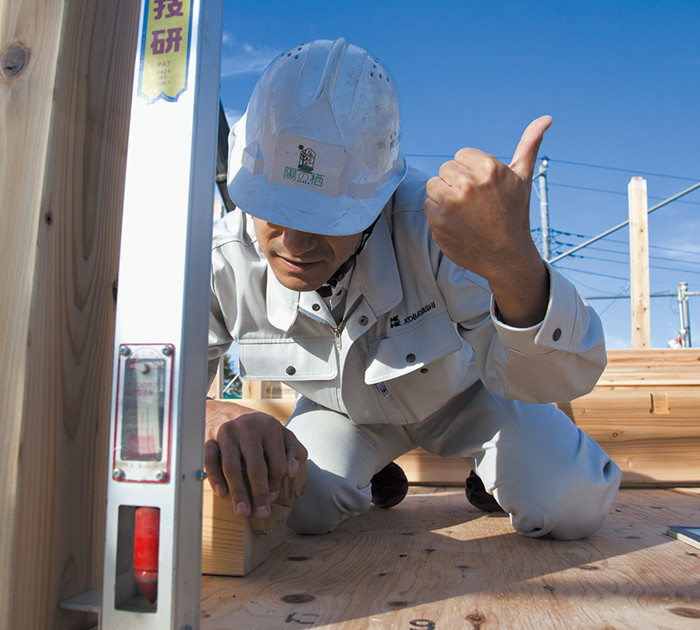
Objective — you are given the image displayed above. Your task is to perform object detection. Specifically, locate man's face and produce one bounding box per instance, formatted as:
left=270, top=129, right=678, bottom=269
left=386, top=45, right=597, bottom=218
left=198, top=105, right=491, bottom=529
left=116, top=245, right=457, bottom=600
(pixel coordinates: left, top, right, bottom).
left=252, top=218, right=363, bottom=292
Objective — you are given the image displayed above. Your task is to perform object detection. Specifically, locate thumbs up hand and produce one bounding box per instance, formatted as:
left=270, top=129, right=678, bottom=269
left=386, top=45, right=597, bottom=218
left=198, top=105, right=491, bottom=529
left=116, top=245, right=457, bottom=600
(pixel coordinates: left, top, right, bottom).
left=423, top=116, right=552, bottom=327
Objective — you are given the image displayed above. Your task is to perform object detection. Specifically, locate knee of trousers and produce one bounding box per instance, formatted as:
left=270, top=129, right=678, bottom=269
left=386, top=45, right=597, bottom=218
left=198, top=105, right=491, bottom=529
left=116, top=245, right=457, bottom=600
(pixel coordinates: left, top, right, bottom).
left=287, top=461, right=372, bottom=535
left=505, top=457, right=622, bottom=541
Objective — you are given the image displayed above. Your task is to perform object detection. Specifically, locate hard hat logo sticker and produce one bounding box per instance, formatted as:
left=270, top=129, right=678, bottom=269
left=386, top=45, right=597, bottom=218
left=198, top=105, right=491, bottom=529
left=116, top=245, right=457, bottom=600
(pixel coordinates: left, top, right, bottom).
left=298, top=147, right=316, bottom=172
left=282, top=145, right=325, bottom=188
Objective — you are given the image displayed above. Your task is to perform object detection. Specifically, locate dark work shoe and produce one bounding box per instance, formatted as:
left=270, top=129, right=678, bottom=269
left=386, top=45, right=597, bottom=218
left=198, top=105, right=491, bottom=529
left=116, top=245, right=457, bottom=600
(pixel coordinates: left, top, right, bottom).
left=371, top=462, right=409, bottom=509
left=465, top=470, right=505, bottom=513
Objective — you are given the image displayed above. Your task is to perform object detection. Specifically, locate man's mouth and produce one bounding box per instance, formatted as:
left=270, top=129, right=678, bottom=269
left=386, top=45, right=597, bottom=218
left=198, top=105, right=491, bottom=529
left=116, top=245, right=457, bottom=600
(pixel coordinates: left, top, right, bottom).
left=278, top=256, right=320, bottom=272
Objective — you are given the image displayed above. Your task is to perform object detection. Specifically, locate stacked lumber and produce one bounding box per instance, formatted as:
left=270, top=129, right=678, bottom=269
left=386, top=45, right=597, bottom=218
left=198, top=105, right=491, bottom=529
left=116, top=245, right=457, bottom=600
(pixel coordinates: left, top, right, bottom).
left=560, top=349, right=700, bottom=485
left=226, top=349, right=700, bottom=488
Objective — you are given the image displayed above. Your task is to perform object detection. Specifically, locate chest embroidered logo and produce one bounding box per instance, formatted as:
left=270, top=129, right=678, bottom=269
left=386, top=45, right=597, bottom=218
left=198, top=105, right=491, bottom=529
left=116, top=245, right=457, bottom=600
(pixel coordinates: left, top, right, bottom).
left=399, top=301, right=437, bottom=325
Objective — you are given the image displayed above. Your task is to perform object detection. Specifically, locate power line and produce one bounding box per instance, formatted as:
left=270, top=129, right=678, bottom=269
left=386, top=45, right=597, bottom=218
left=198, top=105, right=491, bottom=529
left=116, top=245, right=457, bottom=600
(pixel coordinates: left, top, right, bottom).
left=585, top=292, right=677, bottom=300
left=406, top=153, right=700, bottom=184
left=546, top=158, right=699, bottom=183
left=604, top=237, right=700, bottom=257
left=548, top=182, right=700, bottom=264
left=560, top=274, right=625, bottom=297
left=570, top=241, right=700, bottom=267
left=573, top=254, right=700, bottom=276
left=647, top=264, right=700, bottom=276
left=549, top=231, right=700, bottom=260
left=548, top=182, right=700, bottom=206
left=590, top=247, right=700, bottom=269
left=556, top=266, right=630, bottom=281
left=557, top=249, right=700, bottom=277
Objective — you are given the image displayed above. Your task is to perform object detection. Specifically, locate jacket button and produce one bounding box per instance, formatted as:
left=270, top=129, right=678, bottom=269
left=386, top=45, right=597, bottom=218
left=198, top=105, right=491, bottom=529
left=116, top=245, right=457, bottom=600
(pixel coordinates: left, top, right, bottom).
left=286, top=365, right=296, bottom=375
left=406, top=353, right=416, bottom=363
left=420, top=367, right=429, bottom=374
left=552, top=328, right=562, bottom=341
left=312, top=303, right=320, bottom=311
left=358, top=316, right=368, bottom=325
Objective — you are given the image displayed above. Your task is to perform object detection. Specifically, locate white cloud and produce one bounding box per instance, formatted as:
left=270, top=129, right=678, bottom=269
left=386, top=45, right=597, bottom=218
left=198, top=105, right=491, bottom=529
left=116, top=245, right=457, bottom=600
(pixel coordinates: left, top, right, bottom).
left=220, top=41, right=278, bottom=77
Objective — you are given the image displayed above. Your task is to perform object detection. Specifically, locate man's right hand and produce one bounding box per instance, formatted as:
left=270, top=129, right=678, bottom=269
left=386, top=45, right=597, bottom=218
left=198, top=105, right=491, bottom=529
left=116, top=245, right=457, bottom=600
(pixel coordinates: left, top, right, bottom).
left=204, top=399, right=307, bottom=520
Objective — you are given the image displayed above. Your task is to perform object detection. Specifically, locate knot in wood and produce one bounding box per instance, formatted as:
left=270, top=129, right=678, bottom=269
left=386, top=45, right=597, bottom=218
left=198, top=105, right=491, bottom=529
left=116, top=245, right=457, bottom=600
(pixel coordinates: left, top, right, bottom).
left=2, top=45, right=29, bottom=78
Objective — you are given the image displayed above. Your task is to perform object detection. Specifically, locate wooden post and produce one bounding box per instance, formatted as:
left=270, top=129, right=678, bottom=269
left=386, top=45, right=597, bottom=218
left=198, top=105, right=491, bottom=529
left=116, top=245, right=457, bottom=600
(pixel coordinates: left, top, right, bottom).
left=628, top=177, right=650, bottom=348
left=243, top=380, right=266, bottom=398
left=0, top=3, right=139, bottom=628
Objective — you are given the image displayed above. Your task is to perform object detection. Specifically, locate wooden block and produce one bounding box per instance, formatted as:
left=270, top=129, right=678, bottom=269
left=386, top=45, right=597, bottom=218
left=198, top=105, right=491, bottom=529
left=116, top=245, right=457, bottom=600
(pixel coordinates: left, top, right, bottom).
left=201, top=463, right=306, bottom=576
left=395, top=450, right=467, bottom=485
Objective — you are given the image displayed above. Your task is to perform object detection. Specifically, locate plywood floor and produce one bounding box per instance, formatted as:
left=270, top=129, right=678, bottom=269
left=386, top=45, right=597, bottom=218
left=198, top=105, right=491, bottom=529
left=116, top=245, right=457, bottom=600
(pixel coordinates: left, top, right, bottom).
left=200, top=487, right=700, bottom=629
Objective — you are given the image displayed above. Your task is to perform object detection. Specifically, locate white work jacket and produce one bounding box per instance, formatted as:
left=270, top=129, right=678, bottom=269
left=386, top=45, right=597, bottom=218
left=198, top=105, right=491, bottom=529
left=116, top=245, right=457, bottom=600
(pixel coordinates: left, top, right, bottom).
left=208, top=168, right=606, bottom=425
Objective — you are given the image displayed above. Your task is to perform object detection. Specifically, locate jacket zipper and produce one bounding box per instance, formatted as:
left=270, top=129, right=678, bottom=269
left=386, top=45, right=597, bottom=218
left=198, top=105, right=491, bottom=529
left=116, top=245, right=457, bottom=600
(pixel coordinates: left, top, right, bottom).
left=299, top=296, right=363, bottom=351
left=300, top=311, right=344, bottom=349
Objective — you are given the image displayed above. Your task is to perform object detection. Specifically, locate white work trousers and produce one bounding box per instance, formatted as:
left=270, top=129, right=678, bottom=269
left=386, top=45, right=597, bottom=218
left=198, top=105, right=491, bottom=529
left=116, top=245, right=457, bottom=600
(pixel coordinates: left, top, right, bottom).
left=286, top=381, right=621, bottom=540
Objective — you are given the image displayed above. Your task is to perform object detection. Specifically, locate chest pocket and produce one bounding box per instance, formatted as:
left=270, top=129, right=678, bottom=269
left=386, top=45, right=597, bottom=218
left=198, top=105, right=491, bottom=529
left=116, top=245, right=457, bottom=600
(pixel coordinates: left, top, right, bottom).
left=364, top=310, right=463, bottom=384
left=238, top=338, right=337, bottom=381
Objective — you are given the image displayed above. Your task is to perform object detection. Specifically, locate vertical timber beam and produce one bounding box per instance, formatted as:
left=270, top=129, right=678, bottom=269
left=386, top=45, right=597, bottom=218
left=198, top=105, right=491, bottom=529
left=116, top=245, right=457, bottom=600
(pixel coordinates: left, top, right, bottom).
left=628, top=177, right=650, bottom=348
left=0, top=2, right=140, bottom=629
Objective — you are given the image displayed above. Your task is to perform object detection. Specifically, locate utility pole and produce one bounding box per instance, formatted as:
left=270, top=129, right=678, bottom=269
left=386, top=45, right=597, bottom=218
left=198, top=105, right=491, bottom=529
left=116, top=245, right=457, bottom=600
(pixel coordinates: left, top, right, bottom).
left=537, top=156, right=551, bottom=261
left=628, top=177, right=650, bottom=349
left=678, top=281, right=692, bottom=347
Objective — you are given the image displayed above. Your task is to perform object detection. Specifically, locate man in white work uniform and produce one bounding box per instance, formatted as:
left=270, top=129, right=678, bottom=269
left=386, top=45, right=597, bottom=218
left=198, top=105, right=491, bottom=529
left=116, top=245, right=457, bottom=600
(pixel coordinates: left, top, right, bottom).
left=205, top=38, right=621, bottom=540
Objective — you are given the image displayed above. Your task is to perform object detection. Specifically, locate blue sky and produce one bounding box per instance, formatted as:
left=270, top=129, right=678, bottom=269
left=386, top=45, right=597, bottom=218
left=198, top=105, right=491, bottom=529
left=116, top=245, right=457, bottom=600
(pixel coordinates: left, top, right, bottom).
left=218, top=0, right=700, bottom=349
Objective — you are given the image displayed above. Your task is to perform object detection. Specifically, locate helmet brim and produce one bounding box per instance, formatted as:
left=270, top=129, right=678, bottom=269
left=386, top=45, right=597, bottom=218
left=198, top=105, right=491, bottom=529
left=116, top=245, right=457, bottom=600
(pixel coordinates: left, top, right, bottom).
left=228, top=160, right=406, bottom=236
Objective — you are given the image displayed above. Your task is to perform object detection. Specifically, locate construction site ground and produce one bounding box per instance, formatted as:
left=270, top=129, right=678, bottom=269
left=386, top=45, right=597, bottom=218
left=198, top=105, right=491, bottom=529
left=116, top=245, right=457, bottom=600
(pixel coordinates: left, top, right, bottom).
left=200, top=485, right=700, bottom=629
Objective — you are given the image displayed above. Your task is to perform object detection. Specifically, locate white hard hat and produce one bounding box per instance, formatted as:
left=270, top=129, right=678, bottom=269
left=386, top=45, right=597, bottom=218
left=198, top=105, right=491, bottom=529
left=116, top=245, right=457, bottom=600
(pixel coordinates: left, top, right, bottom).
left=227, top=38, right=407, bottom=236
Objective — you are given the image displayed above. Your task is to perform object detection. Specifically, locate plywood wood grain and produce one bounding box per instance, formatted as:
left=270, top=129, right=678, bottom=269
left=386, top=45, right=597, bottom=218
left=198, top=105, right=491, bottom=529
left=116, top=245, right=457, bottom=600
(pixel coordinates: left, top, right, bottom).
left=201, top=487, right=700, bottom=629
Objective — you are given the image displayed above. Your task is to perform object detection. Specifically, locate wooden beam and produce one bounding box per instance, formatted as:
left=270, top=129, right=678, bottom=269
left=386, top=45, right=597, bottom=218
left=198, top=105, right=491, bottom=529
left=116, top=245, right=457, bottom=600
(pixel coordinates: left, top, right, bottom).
left=208, top=356, right=224, bottom=399
left=0, top=3, right=139, bottom=628
left=243, top=380, right=266, bottom=398
left=222, top=350, right=700, bottom=487
left=0, top=3, right=64, bottom=625
left=202, top=464, right=306, bottom=576
left=629, top=177, right=650, bottom=349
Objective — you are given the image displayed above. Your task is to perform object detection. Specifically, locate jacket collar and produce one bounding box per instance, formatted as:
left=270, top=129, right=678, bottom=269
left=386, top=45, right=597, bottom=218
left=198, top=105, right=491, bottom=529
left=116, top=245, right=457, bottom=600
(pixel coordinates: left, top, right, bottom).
left=238, top=213, right=299, bottom=333
left=266, top=271, right=299, bottom=332
left=350, top=209, right=403, bottom=316
left=263, top=206, right=403, bottom=331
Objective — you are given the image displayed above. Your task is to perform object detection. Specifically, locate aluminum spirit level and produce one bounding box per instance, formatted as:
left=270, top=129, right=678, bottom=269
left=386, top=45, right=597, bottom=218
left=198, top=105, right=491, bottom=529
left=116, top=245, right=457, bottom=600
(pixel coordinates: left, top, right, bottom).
left=99, top=1, right=222, bottom=627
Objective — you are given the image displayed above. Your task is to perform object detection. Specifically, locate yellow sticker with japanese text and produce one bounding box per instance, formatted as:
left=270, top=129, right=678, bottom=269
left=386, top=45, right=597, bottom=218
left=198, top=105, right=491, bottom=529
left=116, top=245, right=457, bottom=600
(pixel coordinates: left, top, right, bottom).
left=138, top=0, right=193, bottom=103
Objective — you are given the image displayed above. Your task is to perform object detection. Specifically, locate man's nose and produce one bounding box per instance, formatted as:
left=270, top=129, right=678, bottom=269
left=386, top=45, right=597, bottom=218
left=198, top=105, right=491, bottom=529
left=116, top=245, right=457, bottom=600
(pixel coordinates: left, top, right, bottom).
left=282, top=228, right=317, bottom=256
